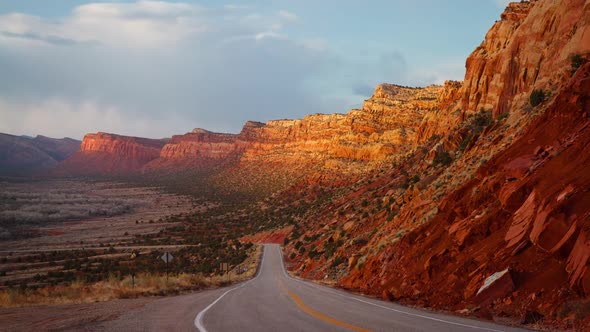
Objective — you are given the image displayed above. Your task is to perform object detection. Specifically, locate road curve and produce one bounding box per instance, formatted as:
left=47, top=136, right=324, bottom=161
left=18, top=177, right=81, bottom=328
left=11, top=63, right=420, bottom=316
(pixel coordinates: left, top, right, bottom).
left=74, top=243, right=529, bottom=331
left=194, top=244, right=526, bottom=332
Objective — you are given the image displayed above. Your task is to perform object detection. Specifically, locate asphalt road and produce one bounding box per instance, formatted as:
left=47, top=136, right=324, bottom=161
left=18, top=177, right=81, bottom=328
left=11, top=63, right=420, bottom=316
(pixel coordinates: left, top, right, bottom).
left=94, top=243, right=527, bottom=332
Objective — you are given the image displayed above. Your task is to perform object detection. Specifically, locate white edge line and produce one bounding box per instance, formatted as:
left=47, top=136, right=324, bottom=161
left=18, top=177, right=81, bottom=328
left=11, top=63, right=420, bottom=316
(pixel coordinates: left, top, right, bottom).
left=194, top=245, right=267, bottom=332
left=276, top=246, right=506, bottom=332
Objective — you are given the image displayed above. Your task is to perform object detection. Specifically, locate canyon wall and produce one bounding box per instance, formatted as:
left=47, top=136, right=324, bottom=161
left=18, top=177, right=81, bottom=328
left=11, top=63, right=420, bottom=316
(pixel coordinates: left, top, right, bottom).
left=280, top=1, right=590, bottom=328
left=131, top=84, right=446, bottom=177
left=461, top=0, right=590, bottom=118
left=56, top=133, right=167, bottom=175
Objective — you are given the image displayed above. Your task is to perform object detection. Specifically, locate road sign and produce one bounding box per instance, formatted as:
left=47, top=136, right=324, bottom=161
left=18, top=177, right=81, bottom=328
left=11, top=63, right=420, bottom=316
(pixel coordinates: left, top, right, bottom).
left=161, top=252, right=173, bottom=263
left=161, top=252, right=174, bottom=283
left=220, top=262, right=229, bottom=272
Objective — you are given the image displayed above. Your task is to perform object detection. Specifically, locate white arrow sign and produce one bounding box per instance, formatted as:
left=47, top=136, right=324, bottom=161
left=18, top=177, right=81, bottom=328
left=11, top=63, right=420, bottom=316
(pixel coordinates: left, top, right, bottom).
left=161, top=252, right=173, bottom=263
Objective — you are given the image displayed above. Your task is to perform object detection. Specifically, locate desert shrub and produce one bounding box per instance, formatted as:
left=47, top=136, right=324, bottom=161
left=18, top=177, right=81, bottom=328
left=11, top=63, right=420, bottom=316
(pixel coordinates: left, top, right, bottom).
left=530, top=89, right=546, bottom=107
left=570, top=54, right=585, bottom=73
left=496, top=112, right=509, bottom=121
left=324, top=239, right=343, bottom=259
left=387, top=211, right=398, bottom=221
left=308, top=249, right=320, bottom=259
left=473, top=110, right=492, bottom=130
left=459, top=133, right=473, bottom=152
left=462, top=109, right=492, bottom=138
left=353, top=237, right=368, bottom=246
left=330, top=256, right=346, bottom=268
left=432, top=151, right=453, bottom=167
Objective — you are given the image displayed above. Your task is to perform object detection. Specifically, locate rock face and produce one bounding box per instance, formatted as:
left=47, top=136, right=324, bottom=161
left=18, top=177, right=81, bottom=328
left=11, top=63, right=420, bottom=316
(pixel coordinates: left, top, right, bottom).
left=279, top=0, right=590, bottom=328
left=56, top=82, right=447, bottom=179
left=0, top=133, right=80, bottom=175
left=79, top=132, right=164, bottom=162
left=475, top=269, right=515, bottom=306
left=57, top=132, right=167, bottom=175
left=159, top=129, right=238, bottom=160
left=415, top=80, right=463, bottom=144
left=247, top=84, right=443, bottom=161
left=461, top=0, right=590, bottom=118
left=139, top=84, right=444, bottom=186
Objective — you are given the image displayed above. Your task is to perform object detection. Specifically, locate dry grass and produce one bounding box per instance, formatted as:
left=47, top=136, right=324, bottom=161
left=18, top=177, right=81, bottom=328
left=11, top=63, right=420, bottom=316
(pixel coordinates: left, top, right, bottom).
left=0, top=245, right=261, bottom=308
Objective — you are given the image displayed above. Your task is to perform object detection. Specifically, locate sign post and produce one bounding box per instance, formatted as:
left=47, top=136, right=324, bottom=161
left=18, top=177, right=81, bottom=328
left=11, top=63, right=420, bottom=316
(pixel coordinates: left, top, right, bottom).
left=220, top=262, right=229, bottom=283
left=130, top=251, right=139, bottom=288
left=161, top=252, right=173, bottom=282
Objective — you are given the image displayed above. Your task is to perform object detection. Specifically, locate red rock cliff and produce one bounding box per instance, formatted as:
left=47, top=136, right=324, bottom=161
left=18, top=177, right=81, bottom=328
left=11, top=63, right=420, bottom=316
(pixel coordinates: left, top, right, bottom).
left=238, top=84, right=443, bottom=163
left=57, top=132, right=167, bottom=175
left=159, top=128, right=238, bottom=159
left=80, top=132, right=165, bottom=162
left=461, top=0, right=590, bottom=118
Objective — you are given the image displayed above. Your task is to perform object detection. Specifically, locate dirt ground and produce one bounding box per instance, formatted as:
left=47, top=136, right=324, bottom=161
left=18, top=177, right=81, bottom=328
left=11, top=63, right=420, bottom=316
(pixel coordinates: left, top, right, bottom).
left=0, top=297, right=155, bottom=331
left=0, top=180, right=195, bottom=252
left=0, top=180, right=197, bottom=287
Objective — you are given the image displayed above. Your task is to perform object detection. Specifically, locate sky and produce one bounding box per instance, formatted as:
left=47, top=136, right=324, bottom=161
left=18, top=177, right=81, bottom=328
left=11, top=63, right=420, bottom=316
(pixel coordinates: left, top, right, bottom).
left=0, top=1, right=510, bottom=139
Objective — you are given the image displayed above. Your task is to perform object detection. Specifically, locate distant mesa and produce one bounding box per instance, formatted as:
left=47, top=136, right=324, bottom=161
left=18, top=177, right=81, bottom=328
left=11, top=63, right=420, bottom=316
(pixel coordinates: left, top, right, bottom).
left=52, top=132, right=168, bottom=176
left=0, top=133, right=80, bottom=175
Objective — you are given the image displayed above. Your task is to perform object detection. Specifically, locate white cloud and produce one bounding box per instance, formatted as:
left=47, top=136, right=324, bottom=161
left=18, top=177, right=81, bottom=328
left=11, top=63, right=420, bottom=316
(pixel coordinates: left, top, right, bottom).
left=0, top=1, right=297, bottom=48
left=0, top=2, right=332, bottom=138
left=0, top=1, right=446, bottom=139
left=255, top=31, right=286, bottom=41
left=0, top=97, right=191, bottom=139
left=278, top=10, right=298, bottom=22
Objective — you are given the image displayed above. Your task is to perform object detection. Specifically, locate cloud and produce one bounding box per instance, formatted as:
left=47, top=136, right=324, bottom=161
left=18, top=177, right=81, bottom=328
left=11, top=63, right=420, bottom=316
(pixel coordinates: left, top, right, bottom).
left=0, top=97, right=192, bottom=139
left=0, top=1, right=457, bottom=139
left=278, top=10, right=298, bottom=22
left=0, top=2, right=330, bottom=138
left=0, top=1, right=300, bottom=49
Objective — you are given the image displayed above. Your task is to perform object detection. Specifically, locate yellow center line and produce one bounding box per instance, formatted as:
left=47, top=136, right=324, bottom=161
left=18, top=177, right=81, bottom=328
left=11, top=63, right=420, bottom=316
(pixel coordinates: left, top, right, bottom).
left=274, top=265, right=372, bottom=332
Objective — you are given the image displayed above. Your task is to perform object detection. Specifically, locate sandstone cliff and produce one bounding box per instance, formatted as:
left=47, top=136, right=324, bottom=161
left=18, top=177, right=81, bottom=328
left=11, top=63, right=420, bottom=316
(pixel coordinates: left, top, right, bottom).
left=461, top=0, right=590, bottom=118
left=242, top=84, right=442, bottom=162
left=280, top=1, right=590, bottom=329
left=57, top=132, right=167, bottom=175
left=159, top=128, right=238, bottom=160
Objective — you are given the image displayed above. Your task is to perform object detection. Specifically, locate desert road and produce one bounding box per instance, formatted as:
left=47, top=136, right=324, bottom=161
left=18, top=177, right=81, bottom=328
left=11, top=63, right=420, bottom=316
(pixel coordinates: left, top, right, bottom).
left=90, top=243, right=525, bottom=332
left=3, top=244, right=527, bottom=331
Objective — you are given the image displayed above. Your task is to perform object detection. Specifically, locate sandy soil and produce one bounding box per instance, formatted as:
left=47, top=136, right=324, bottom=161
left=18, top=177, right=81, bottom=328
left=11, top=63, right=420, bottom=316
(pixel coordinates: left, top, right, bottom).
left=0, top=297, right=155, bottom=331
left=0, top=180, right=195, bottom=252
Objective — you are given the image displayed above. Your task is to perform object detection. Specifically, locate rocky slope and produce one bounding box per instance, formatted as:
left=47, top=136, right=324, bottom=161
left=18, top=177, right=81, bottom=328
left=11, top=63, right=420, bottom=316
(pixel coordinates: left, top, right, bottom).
left=280, top=0, right=590, bottom=329
left=56, top=133, right=167, bottom=175
left=0, top=134, right=80, bottom=175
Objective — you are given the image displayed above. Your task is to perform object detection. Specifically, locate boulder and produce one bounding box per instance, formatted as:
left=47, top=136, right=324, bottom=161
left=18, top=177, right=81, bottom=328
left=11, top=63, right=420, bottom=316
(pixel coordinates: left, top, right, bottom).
left=474, top=269, right=515, bottom=306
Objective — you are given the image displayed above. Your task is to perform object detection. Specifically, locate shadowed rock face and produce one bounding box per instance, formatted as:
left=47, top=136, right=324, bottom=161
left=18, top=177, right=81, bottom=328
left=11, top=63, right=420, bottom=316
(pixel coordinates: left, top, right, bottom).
left=0, top=134, right=80, bottom=175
